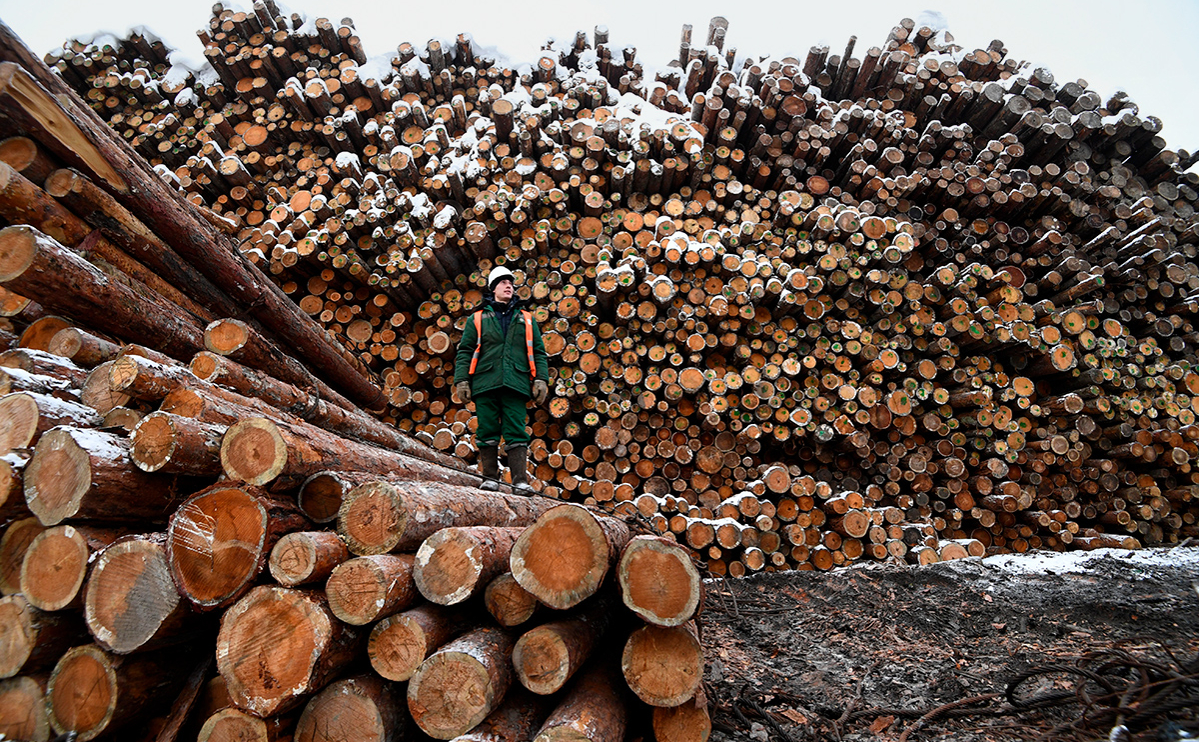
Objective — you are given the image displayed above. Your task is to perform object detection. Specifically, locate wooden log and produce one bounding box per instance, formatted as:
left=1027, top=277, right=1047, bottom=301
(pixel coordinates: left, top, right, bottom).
left=198, top=708, right=296, bottom=742
left=484, top=571, right=540, bottom=628
left=0, top=134, right=56, bottom=183
left=621, top=621, right=703, bottom=707
left=0, top=365, right=77, bottom=400
left=325, top=554, right=418, bottom=626
left=23, top=427, right=188, bottom=525
left=368, top=603, right=471, bottom=682
left=407, top=626, right=515, bottom=740
left=16, top=315, right=71, bottom=351
left=20, top=524, right=127, bottom=611
left=0, top=516, right=42, bottom=595
left=0, top=450, right=30, bottom=522
left=220, top=416, right=477, bottom=490
left=415, top=525, right=525, bottom=606
left=46, top=644, right=185, bottom=741
left=0, top=674, right=50, bottom=742
left=216, top=586, right=362, bottom=717
left=0, top=55, right=386, bottom=411
left=532, top=662, right=627, bottom=742
left=617, top=535, right=703, bottom=627
left=512, top=595, right=613, bottom=695
left=510, top=504, right=632, bottom=610
left=0, top=226, right=206, bottom=359
left=268, top=530, right=350, bottom=586
left=298, top=470, right=378, bottom=524
left=83, top=533, right=198, bottom=654
left=47, top=327, right=120, bottom=367
left=294, top=674, right=405, bottom=742
left=337, top=480, right=556, bottom=556
left=652, top=689, right=712, bottom=742
left=449, top=689, right=551, bottom=742
left=130, top=411, right=226, bottom=475
left=167, top=484, right=310, bottom=611
left=0, top=593, right=87, bottom=678
left=0, top=348, right=87, bottom=387
left=80, top=360, right=129, bottom=413
left=0, top=390, right=101, bottom=453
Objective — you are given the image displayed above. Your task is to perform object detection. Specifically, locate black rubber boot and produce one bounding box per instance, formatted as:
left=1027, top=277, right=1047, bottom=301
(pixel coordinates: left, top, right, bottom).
left=478, top=444, right=500, bottom=491
left=507, top=445, right=533, bottom=494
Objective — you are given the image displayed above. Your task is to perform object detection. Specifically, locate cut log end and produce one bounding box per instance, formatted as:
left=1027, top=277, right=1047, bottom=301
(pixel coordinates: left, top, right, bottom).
left=337, top=481, right=404, bottom=556
left=0, top=226, right=37, bottom=283
left=84, top=536, right=181, bottom=654
left=220, top=418, right=287, bottom=486
left=24, top=428, right=90, bottom=526
left=407, top=629, right=512, bottom=742
left=198, top=707, right=287, bottom=742
left=204, top=318, right=251, bottom=355
left=168, top=486, right=272, bottom=609
left=129, top=411, right=176, bottom=471
left=0, top=675, right=50, bottom=742
left=0, top=392, right=38, bottom=451
left=510, top=504, right=612, bottom=610
left=47, top=645, right=116, bottom=741
left=618, top=536, right=702, bottom=627
left=325, top=554, right=416, bottom=625
left=0, top=594, right=35, bottom=678
left=512, top=627, right=571, bottom=695
left=298, top=471, right=351, bottom=523
left=484, top=572, right=538, bottom=627
left=621, top=623, right=704, bottom=707
left=20, top=525, right=89, bottom=611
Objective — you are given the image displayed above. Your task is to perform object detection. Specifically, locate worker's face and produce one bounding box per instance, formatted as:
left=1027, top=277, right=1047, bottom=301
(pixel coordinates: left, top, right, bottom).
left=494, top=278, right=514, bottom=301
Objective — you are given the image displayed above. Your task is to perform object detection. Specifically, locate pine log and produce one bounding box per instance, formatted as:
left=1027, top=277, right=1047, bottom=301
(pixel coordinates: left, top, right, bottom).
left=220, top=415, right=473, bottom=490
left=325, top=553, right=418, bottom=626
left=407, top=626, right=515, bottom=740
left=46, top=644, right=185, bottom=741
left=101, top=407, right=143, bottom=431
left=204, top=317, right=354, bottom=411
left=337, top=480, right=555, bottom=556
left=415, top=526, right=525, bottom=606
left=0, top=593, right=87, bottom=678
left=294, top=674, right=406, bottom=742
left=510, top=504, right=632, bottom=610
left=652, top=689, right=712, bottom=742
left=484, top=572, right=540, bottom=628
left=0, top=134, right=55, bottom=183
left=24, top=427, right=188, bottom=525
left=512, top=596, right=614, bottom=695
left=83, top=533, right=198, bottom=654
left=0, top=226, right=205, bottom=359
left=0, top=390, right=101, bottom=453
left=268, top=529, right=350, bottom=587
left=108, top=353, right=199, bottom=402
left=198, top=708, right=296, bottom=742
left=298, top=470, right=378, bottom=523
left=16, top=315, right=70, bottom=351
left=368, top=603, right=471, bottom=682
left=0, top=516, right=41, bottom=594
left=130, top=411, right=226, bottom=475
left=0, top=365, right=77, bottom=400
left=0, top=161, right=212, bottom=320
left=617, top=535, right=703, bottom=627
left=0, top=54, right=386, bottom=411
left=216, top=586, right=362, bottom=717
left=450, top=689, right=551, bottom=742
left=532, top=662, right=627, bottom=742
left=80, top=360, right=129, bottom=413
left=621, top=620, right=703, bottom=707
left=0, top=450, right=30, bottom=521
left=0, top=347, right=87, bottom=387
left=20, top=524, right=128, bottom=611
left=44, top=167, right=241, bottom=320
left=0, top=674, right=50, bottom=742
left=47, top=326, right=120, bottom=367
left=167, top=484, right=310, bottom=611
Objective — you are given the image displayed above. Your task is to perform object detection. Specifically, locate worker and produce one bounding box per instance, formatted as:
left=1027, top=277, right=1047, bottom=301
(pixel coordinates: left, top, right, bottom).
left=454, top=266, right=549, bottom=492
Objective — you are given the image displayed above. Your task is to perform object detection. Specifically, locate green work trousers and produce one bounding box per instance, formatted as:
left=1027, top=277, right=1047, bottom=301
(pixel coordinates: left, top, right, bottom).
left=474, top=389, right=530, bottom=447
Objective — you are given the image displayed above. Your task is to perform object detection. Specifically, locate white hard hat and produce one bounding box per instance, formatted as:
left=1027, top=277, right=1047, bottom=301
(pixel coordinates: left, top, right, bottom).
left=488, top=266, right=516, bottom=288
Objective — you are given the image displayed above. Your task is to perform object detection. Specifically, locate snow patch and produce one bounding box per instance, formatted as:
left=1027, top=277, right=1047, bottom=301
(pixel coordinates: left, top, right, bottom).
left=983, top=546, right=1199, bottom=575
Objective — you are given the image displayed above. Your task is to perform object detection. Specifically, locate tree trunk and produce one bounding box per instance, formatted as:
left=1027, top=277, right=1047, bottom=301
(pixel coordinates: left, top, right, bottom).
left=294, top=674, right=406, bottom=742
left=325, top=554, right=418, bottom=626
left=510, top=504, right=632, bottom=610
left=532, top=662, right=627, bottom=742
left=617, top=535, right=703, bottom=627
left=167, top=484, right=310, bottom=611
left=483, top=572, right=539, bottom=628
left=407, top=626, right=515, bottom=740
left=130, top=411, right=226, bottom=475
left=0, top=593, right=87, bottom=678
left=367, top=603, right=471, bottom=682
left=512, top=595, right=614, bottom=695
left=621, top=621, right=704, bottom=707
left=0, top=390, right=102, bottom=453
left=216, top=586, right=362, bottom=717
left=297, top=470, right=379, bottom=524
left=414, top=526, right=525, bottom=606
left=268, top=530, right=349, bottom=587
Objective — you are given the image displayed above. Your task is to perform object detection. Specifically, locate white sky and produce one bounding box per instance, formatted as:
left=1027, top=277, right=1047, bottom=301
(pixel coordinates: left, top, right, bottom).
left=2, top=0, right=1198, bottom=164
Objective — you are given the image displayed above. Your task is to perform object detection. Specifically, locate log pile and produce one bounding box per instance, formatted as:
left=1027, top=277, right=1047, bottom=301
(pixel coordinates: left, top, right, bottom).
left=0, top=4, right=1194, bottom=738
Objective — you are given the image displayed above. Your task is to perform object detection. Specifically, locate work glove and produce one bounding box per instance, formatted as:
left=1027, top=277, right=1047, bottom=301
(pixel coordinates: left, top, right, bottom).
left=532, top=379, right=548, bottom=405
left=455, top=381, right=472, bottom=404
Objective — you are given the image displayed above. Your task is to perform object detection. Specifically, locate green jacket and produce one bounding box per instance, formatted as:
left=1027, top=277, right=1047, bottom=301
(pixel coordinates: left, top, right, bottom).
left=454, top=297, right=549, bottom=397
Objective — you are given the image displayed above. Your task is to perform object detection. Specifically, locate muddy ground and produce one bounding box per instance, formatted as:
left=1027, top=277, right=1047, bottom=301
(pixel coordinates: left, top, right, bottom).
left=695, top=547, right=1199, bottom=742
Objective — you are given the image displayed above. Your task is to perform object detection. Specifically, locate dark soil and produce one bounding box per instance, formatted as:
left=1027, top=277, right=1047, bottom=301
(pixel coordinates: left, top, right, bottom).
left=697, top=548, right=1199, bottom=742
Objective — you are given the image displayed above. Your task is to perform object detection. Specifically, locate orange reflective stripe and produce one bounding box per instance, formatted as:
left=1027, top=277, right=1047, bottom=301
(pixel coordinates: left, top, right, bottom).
left=468, top=310, right=483, bottom=375
left=522, top=310, right=535, bottom=378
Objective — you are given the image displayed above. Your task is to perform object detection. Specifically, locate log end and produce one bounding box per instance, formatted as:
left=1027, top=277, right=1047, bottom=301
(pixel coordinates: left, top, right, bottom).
left=220, top=418, right=287, bottom=486
left=295, top=676, right=396, bottom=742
left=512, top=627, right=570, bottom=695
left=618, top=536, right=702, bottom=627
left=414, top=527, right=486, bottom=606
left=621, top=623, right=703, bottom=707
left=47, top=644, right=117, bottom=741
left=197, top=707, right=279, bottom=742
left=130, top=411, right=177, bottom=472
left=368, top=613, right=429, bottom=682
left=85, top=536, right=181, bottom=654
left=407, top=650, right=500, bottom=739
left=337, top=481, right=404, bottom=556
left=299, top=470, right=350, bottom=523
left=203, top=318, right=251, bottom=355
left=0, top=675, right=50, bottom=742
left=484, top=572, right=538, bottom=627
left=0, top=594, right=34, bottom=678
left=21, top=525, right=88, bottom=611
left=24, top=427, right=91, bottom=526
left=0, top=226, right=36, bottom=283
left=326, top=554, right=413, bottom=626
left=0, top=392, right=38, bottom=452
left=652, top=696, right=712, bottom=742
left=0, top=517, right=44, bottom=595
left=510, top=504, right=611, bottom=610
left=168, top=486, right=269, bottom=609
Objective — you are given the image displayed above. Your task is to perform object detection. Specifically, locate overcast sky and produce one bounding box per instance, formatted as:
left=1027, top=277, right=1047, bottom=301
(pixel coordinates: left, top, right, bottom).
left=3, top=0, right=1197, bottom=165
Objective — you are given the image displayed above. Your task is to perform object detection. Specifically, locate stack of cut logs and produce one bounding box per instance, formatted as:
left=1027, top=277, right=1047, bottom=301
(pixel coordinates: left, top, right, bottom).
left=0, top=3, right=1196, bottom=737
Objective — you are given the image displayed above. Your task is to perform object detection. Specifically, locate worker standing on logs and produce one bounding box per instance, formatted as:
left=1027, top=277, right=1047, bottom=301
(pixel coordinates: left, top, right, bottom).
left=454, top=267, right=549, bottom=493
